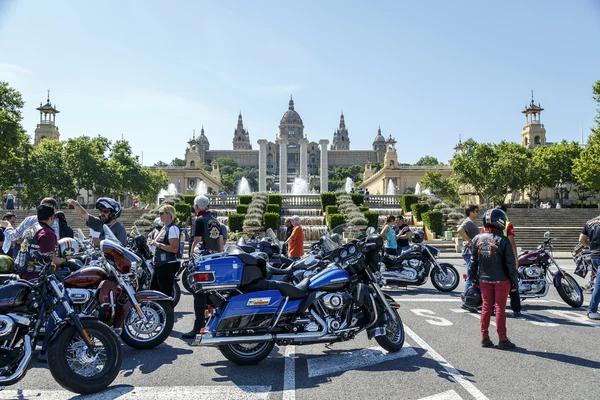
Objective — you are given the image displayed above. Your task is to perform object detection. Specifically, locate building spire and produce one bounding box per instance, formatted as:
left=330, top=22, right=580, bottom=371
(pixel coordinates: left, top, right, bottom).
left=193, top=129, right=196, bottom=140
left=201, top=125, right=204, bottom=135
left=289, top=95, right=294, bottom=110
left=47, top=89, right=50, bottom=104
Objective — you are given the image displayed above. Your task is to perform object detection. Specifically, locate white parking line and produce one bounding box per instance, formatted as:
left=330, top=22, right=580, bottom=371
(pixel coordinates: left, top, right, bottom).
left=418, top=390, right=464, bottom=400
left=546, top=310, right=600, bottom=327
left=283, top=345, right=296, bottom=400
left=404, top=325, right=489, bottom=400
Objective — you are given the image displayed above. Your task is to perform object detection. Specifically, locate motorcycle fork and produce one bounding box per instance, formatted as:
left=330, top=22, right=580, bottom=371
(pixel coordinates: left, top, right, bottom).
left=365, top=269, right=400, bottom=323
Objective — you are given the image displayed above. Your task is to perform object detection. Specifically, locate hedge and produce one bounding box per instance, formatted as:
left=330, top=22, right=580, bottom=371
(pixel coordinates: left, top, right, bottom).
left=566, top=201, right=599, bottom=209
left=327, top=213, right=346, bottom=229
left=263, top=212, right=280, bottom=232
left=363, top=211, right=379, bottom=229
left=183, top=194, right=196, bottom=206
left=400, top=195, right=418, bottom=213
left=422, top=210, right=444, bottom=235
left=239, top=195, right=253, bottom=205
left=358, top=205, right=369, bottom=212
left=236, top=204, right=249, bottom=214
left=174, top=203, right=192, bottom=219
left=411, top=202, right=430, bottom=221
left=266, top=204, right=281, bottom=214
left=320, top=192, right=337, bottom=211
left=326, top=205, right=339, bottom=215
left=350, top=193, right=365, bottom=206
left=228, top=213, right=245, bottom=232
left=267, top=194, right=282, bottom=206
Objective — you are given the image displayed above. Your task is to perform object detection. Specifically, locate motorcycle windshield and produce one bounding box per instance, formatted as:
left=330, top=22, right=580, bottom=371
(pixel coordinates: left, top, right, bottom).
left=265, top=228, right=280, bottom=246
left=102, top=224, right=121, bottom=245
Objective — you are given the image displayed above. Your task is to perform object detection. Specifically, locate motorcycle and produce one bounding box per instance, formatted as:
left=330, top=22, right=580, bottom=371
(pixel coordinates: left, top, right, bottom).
left=188, top=227, right=405, bottom=366
left=236, top=228, right=283, bottom=267
left=64, top=225, right=175, bottom=349
left=378, top=237, right=460, bottom=292
left=517, top=231, right=583, bottom=307
left=0, top=261, right=122, bottom=394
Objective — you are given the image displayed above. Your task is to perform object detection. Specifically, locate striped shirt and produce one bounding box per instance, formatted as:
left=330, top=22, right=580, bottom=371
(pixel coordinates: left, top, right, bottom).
left=2, top=216, right=60, bottom=253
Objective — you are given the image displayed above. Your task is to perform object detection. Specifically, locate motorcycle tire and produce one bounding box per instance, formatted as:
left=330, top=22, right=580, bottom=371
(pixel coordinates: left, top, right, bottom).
left=431, top=266, right=460, bottom=292
left=171, top=282, right=181, bottom=307
left=375, top=308, right=405, bottom=352
left=182, top=269, right=193, bottom=294
left=556, top=272, right=584, bottom=308
left=121, top=300, right=175, bottom=350
left=218, top=341, right=275, bottom=366
left=48, top=319, right=122, bottom=395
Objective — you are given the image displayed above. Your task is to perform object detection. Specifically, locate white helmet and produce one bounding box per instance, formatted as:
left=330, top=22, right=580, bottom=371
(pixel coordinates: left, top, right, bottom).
left=57, top=238, right=81, bottom=258
left=153, top=217, right=163, bottom=228
left=194, top=195, right=209, bottom=211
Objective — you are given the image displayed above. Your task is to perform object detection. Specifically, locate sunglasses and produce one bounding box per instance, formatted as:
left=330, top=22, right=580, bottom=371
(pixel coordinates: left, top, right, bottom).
left=159, top=211, right=167, bottom=216
left=100, top=209, right=111, bottom=214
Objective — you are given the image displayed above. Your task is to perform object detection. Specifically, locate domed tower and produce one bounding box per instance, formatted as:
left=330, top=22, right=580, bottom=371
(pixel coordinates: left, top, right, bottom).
left=278, top=96, right=304, bottom=143
left=198, top=126, right=210, bottom=162
left=372, top=126, right=385, bottom=151
left=384, top=136, right=398, bottom=169
left=34, top=90, right=60, bottom=145
left=232, top=112, right=252, bottom=150
left=331, top=112, right=350, bottom=150
left=521, top=91, right=546, bottom=149
left=185, top=130, right=202, bottom=168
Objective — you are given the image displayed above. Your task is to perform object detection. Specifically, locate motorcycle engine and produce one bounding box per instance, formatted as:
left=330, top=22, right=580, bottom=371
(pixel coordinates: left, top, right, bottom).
left=318, top=292, right=352, bottom=331
left=520, top=266, right=544, bottom=279
left=518, top=266, right=546, bottom=294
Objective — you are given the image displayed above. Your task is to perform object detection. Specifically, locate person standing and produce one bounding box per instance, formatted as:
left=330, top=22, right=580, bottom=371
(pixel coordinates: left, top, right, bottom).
left=1, top=198, right=60, bottom=249
left=579, top=214, right=600, bottom=320
left=147, top=205, right=180, bottom=297
left=67, top=197, right=127, bottom=246
left=458, top=205, right=480, bottom=311
left=380, top=215, right=397, bottom=255
left=182, top=195, right=223, bottom=340
left=468, top=208, right=518, bottom=349
left=282, top=218, right=293, bottom=256
left=285, top=216, right=304, bottom=261
left=498, top=204, right=521, bottom=317
left=0, top=213, right=17, bottom=257
left=5, top=193, right=14, bottom=210
left=395, top=216, right=411, bottom=253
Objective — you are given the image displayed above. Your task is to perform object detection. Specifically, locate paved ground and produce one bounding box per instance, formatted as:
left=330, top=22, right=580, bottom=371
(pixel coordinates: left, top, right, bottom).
left=2, top=257, right=598, bottom=400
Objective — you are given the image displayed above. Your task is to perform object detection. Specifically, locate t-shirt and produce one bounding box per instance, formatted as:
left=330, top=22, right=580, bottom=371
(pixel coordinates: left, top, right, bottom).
left=87, top=215, right=127, bottom=246
left=194, top=213, right=222, bottom=252
left=288, top=225, right=304, bottom=257
left=460, top=217, right=480, bottom=255
left=396, top=223, right=410, bottom=247
left=37, top=226, right=57, bottom=253
left=582, top=216, right=600, bottom=256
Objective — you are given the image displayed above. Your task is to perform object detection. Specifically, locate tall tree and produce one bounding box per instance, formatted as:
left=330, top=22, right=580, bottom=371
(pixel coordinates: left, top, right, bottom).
left=170, top=157, right=186, bottom=167
left=451, top=139, right=497, bottom=206
left=415, top=156, right=441, bottom=166
left=420, top=170, right=459, bottom=204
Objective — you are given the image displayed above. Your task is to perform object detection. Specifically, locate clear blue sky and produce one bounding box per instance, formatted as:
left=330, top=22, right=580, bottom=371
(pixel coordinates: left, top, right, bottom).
left=1, top=0, right=599, bottom=166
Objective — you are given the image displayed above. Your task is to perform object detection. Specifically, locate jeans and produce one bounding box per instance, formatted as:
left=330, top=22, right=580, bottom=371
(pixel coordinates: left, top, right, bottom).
left=588, top=257, right=600, bottom=313
left=462, top=254, right=472, bottom=297
left=480, top=280, right=511, bottom=341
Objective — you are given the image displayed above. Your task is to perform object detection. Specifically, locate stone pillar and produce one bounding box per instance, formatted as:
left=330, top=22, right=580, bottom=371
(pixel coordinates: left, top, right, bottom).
left=319, top=139, right=329, bottom=193
left=279, top=138, right=288, bottom=193
left=258, top=139, right=268, bottom=192
left=299, top=138, right=308, bottom=182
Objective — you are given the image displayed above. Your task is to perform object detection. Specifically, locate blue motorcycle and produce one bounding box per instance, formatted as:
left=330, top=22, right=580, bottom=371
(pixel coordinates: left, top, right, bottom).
left=188, top=227, right=405, bottom=365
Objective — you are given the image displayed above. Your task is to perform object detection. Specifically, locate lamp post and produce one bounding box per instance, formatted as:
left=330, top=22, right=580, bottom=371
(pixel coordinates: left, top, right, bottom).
left=14, top=178, right=23, bottom=209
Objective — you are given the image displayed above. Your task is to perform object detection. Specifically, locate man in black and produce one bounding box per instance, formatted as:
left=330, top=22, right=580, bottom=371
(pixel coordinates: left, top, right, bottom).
left=182, top=195, right=223, bottom=339
left=67, top=198, right=127, bottom=246
left=282, top=218, right=293, bottom=256
left=395, top=216, right=411, bottom=253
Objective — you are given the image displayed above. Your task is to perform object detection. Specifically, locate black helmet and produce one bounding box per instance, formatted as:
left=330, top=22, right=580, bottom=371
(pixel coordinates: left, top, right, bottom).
left=411, top=230, right=425, bottom=244
left=482, top=208, right=507, bottom=231
left=461, top=286, right=482, bottom=309
left=96, top=197, right=122, bottom=220
left=0, top=255, right=14, bottom=274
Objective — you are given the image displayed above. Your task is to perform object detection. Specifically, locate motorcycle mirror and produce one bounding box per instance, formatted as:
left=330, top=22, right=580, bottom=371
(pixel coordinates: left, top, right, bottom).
left=543, top=231, right=550, bottom=239
left=517, top=247, right=522, bottom=253
left=366, top=227, right=376, bottom=235
left=77, top=228, right=85, bottom=241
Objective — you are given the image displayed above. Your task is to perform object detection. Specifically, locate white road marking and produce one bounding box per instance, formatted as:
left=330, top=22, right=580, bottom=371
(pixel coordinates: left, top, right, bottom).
left=411, top=309, right=453, bottom=326
left=283, top=345, right=296, bottom=400
left=450, top=309, right=496, bottom=326
left=306, top=346, right=418, bottom=378
left=0, top=386, right=272, bottom=400
left=516, top=311, right=559, bottom=327
left=404, top=325, right=489, bottom=400
left=546, top=310, right=600, bottom=327
left=418, top=389, right=464, bottom=400
left=393, top=297, right=549, bottom=303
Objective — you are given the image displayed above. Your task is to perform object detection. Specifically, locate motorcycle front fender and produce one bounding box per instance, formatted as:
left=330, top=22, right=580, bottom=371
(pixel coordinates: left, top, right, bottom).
left=436, top=262, right=451, bottom=274
left=383, top=293, right=401, bottom=309
left=48, top=316, right=98, bottom=343
left=552, top=271, right=565, bottom=288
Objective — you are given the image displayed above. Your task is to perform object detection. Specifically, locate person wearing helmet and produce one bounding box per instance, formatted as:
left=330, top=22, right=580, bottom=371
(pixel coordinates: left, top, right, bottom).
left=468, top=208, right=518, bottom=350
left=67, top=198, right=127, bottom=246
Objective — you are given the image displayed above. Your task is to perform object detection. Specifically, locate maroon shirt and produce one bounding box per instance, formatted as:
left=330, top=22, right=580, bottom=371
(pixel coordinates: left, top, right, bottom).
left=21, top=223, right=56, bottom=281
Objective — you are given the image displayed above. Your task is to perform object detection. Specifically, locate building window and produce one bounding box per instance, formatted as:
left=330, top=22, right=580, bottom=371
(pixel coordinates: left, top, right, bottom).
left=190, top=161, right=195, bottom=167
left=534, top=136, right=541, bottom=145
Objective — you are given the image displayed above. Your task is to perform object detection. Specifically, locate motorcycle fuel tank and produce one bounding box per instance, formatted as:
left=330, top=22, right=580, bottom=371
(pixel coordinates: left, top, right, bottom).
left=63, top=267, right=109, bottom=288
left=309, top=266, right=351, bottom=291
left=518, top=252, right=538, bottom=266
left=0, top=281, right=31, bottom=310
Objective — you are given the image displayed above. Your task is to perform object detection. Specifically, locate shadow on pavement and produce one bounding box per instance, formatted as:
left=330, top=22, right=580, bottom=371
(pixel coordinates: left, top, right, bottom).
left=511, top=347, right=600, bottom=369
left=121, top=343, right=193, bottom=376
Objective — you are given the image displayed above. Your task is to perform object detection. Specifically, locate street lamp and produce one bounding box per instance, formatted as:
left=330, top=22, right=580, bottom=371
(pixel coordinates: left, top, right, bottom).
left=14, top=178, right=23, bottom=209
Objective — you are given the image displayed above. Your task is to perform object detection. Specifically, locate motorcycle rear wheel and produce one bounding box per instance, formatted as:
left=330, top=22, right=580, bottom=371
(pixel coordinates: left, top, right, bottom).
left=556, top=273, right=584, bottom=308
left=181, top=269, right=193, bottom=294
left=375, top=308, right=405, bottom=352
left=171, top=282, right=181, bottom=307
left=219, top=341, right=275, bottom=365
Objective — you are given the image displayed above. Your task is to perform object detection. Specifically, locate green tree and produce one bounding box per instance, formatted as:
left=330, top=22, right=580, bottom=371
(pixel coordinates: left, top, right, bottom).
left=64, top=136, right=112, bottom=205
left=153, top=160, right=168, bottom=167
left=491, top=141, right=531, bottom=205
left=170, top=157, right=186, bottom=167
left=420, top=170, right=459, bottom=204
left=451, top=139, right=497, bottom=206
left=0, top=82, right=31, bottom=191
left=415, top=156, right=441, bottom=166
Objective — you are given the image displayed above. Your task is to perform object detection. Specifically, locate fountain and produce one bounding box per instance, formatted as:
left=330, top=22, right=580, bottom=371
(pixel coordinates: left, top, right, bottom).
left=237, top=177, right=252, bottom=195
left=387, top=180, right=397, bottom=195
left=415, top=182, right=421, bottom=195
left=195, top=180, right=208, bottom=196
left=291, top=178, right=309, bottom=195
left=156, top=183, right=179, bottom=205
left=345, top=177, right=354, bottom=193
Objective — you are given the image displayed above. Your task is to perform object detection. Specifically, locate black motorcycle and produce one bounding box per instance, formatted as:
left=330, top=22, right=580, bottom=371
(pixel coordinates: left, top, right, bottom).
left=0, top=262, right=122, bottom=394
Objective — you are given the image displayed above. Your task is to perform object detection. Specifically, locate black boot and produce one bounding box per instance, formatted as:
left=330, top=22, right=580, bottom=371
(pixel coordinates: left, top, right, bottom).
left=181, top=322, right=203, bottom=339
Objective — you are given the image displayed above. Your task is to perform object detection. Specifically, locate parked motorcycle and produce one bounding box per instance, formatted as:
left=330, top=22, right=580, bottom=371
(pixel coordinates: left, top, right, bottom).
left=236, top=228, right=283, bottom=266
left=517, top=232, right=583, bottom=307
left=188, top=227, right=405, bottom=365
left=0, top=262, right=122, bottom=394
left=64, top=225, right=175, bottom=349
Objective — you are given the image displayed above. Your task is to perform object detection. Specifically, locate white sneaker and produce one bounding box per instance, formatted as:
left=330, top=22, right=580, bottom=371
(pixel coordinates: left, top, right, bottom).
left=588, top=312, right=600, bottom=320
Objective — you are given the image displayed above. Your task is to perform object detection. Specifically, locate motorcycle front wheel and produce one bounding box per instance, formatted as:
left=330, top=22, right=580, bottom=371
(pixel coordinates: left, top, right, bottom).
left=556, top=273, right=584, bottom=308
left=48, top=319, right=122, bottom=395
left=375, top=308, right=405, bottom=352
left=121, top=300, right=174, bottom=349
left=431, top=266, right=460, bottom=292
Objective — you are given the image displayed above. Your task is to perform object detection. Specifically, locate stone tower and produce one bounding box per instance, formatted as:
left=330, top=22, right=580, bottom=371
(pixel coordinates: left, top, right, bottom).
left=198, top=126, right=210, bottom=162
left=233, top=112, right=252, bottom=150
left=278, top=96, right=304, bottom=143
left=383, top=136, right=398, bottom=169
left=521, top=92, right=546, bottom=149
left=372, top=126, right=386, bottom=152
left=34, top=90, right=60, bottom=145
left=184, top=130, right=202, bottom=168
left=331, top=112, right=350, bottom=150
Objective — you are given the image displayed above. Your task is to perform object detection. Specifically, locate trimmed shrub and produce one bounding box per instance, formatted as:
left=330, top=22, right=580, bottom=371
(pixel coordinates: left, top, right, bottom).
left=228, top=213, right=245, bottom=232
left=358, top=205, right=369, bottom=212
left=327, top=213, right=346, bottom=229
left=350, top=193, right=365, bottom=206
left=239, top=195, right=253, bottom=205
left=236, top=204, right=249, bottom=214
left=411, top=202, right=430, bottom=221
left=326, top=205, right=339, bottom=215
left=266, top=204, right=281, bottom=214
left=267, top=194, right=282, bottom=206
left=183, top=194, right=196, bottom=206
left=320, top=192, right=337, bottom=211
left=400, top=195, right=418, bottom=213
left=422, top=210, right=444, bottom=235
left=363, top=211, right=379, bottom=229
left=263, top=212, right=280, bottom=232
left=174, top=203, right=192, bottom=218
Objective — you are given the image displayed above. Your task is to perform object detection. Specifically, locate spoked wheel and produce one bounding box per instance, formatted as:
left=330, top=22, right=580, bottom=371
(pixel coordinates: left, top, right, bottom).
left=48, top=319, right=122, bottom=395
left=219, top=341, right=275, bottom=365
left=121, top=300, right=174, bottom=349
left=556, top=273, right=584, bottom=308
left=431, top=266, right=460, bottom=292
left=375, top=308, right=405, bottom=352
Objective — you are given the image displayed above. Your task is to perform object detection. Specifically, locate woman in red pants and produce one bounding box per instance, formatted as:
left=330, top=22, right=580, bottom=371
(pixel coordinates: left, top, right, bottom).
left=468, top=208, right=519, bottom=349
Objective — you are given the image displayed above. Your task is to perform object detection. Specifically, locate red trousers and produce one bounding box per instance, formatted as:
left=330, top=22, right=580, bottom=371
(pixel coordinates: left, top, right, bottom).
left=479, top=280, right=511, bottom=341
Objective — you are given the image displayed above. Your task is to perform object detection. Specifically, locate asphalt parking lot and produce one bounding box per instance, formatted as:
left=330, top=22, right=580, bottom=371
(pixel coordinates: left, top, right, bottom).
left=2, top=257, right=598, bottom=400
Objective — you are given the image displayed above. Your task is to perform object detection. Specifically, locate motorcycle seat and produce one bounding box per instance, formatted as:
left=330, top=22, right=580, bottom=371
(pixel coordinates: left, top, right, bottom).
left=266, top=264, right=294, bottom=275
left=235, top=252, right=262, bottom=266
left=244, top=279, right=308, bottom=300
left=238, top=244, right=256, bottom=254
left=280, top=255, right=294, bottom=267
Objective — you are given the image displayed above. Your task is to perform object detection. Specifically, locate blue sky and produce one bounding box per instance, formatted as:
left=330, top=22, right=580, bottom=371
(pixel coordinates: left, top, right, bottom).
left=1, top=0, right=599, bottom=166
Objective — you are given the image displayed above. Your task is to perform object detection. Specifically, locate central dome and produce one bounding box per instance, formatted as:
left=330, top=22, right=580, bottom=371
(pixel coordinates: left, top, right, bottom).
left=280, top=98, right=303, bottom=126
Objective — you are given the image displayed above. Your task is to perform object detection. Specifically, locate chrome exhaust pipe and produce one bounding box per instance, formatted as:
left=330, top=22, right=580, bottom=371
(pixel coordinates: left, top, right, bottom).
left=0, top=335, right=32, bottom=384
left=275, top=310, right=327, bottom=340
